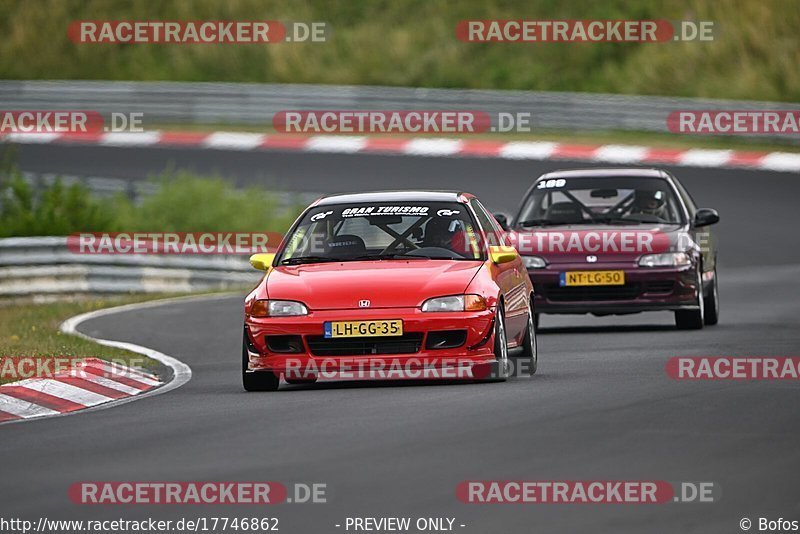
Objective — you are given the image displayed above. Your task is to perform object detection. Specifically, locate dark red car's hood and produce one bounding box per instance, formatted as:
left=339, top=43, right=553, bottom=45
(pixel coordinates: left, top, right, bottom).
left=511, top=224, right=687, bottom=264
left=266, top=260, right=482, bottom=310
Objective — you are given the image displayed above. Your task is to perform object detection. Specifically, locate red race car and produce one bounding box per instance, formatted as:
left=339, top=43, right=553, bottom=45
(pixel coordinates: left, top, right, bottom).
left=243, top=191, right=537, bottom=391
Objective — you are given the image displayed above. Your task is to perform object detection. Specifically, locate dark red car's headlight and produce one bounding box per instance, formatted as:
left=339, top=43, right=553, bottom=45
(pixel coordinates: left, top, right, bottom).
left=638, top=252, right=691, bottom=267
left=522, top=255, right=547, bottom=269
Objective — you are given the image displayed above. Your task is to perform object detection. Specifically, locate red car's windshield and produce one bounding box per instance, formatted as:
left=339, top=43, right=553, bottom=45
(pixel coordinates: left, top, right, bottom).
left=279, top=201, right=485, bottom=264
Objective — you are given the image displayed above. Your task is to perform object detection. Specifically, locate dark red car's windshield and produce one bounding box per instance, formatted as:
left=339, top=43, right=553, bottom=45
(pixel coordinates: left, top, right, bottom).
left=517, top=177, right=685, bottom=227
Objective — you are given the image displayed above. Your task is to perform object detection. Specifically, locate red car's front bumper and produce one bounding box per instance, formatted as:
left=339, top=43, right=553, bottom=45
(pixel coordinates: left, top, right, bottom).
left=529, top=262, right=701, bottom=315
left=244, top=307, right=497, bottom=379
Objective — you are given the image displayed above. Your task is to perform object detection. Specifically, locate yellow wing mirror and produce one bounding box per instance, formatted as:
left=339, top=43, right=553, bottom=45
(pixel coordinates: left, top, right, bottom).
left=249, top=253, right=275, bottom=271
left=489, top=246, right=518, bottom=265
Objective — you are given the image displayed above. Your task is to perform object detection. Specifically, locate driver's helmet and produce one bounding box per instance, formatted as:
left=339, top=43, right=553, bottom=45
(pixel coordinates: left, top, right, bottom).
left=423, top=217, right=456, bottom=248
left=633, top=189, right=667, bottom=218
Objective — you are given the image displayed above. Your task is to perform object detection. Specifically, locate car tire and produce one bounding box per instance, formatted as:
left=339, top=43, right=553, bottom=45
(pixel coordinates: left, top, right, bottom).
left=675, top=268, right=705, bottom=330
left=242, top=333, right=280, bottom=392
left=473, top=304, right=509, bottom=382
left=519, top=297, right=538, bottom=376
left=703, top=268, right=720, bottom=326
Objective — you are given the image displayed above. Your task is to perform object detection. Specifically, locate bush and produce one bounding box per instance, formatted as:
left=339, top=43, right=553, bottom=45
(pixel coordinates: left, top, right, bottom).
left=0, top=163, right=300, bottom=237
left=113, top=171, right=300, bottom=233
left=0, top=172, right=117, bottom=237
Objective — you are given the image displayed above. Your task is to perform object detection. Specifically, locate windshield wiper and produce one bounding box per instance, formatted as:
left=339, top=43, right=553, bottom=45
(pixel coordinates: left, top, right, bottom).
left=518, top=219, right=586, bottom=227
left=596, top=217, right=643, bottom=225
left=598, top=216, right=681, bottom=225
left=349, top=253, right=429, bottom=261
left=280, top=255, right=338, bottom=265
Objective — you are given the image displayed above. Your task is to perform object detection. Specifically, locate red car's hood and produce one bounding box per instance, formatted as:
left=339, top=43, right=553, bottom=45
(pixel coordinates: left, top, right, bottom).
left=511, top=224, right=686, bottom=264
left=266, top=260, right=483, bottom=310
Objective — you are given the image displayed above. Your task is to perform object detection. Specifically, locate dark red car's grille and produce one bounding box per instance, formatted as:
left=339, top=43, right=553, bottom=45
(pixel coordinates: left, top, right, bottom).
left=306, top=333, right=424, bottom=356
left=643, top=281, right=675, bottom=294
left=544, top=283, right=642, bottom=302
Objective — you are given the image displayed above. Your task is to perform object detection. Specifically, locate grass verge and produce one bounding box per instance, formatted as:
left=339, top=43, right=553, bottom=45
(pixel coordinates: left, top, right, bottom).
left=0, top=294, right=213, bottom=385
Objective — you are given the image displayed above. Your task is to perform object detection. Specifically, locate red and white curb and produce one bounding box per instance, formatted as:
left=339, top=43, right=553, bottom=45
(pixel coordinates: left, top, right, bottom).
left=3, top=131, right=799, bottom=173
left=0, top=358, right=161, bottom=422
left=0, top=296, right=199, bottom=425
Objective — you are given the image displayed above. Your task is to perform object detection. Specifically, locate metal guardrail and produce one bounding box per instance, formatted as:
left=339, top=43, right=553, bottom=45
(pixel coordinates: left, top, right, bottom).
left=14, top=171, right=320, bottom=207
left=2, top=80, right=799, bottom=141
left=0, top=237, right=259, bottom=295
left=17, top=172, right=160, bottom=201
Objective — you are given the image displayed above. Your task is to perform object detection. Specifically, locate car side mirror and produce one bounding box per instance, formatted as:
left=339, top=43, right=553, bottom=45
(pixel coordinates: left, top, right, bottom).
left=249, top=252, right=275, bottom=271
left=694, top=208, right=719, bottom=228
left=489, top=245, right=518, bottom=265
left=493, top=212, right=511, bottom=231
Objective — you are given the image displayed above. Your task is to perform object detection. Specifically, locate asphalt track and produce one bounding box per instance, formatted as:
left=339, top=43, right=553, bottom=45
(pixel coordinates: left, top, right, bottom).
left=3, top=144, right=800, bottom=534
left=11, top=143, right=800, bottom=266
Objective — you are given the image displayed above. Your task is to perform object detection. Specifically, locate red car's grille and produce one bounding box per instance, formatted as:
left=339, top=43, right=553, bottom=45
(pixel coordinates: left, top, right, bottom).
left=544, top=283, right=642, bottom=302
left=306, top=333, right=424, bottom=356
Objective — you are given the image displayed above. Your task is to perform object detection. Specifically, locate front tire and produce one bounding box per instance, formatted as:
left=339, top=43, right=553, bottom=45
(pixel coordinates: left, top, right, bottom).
left=242, top=333, right=280, bottom=392
left=473, top=305, right=509, bottom=382
left=703, top=268, right=719, bottom=326
left=520, top=297, right=538, bottom=376
left=675, top=268, right=705, bottom=330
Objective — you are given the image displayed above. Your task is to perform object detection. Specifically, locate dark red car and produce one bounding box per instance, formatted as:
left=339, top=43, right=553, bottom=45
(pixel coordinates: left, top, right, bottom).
left=501, top=168, right=720, bottom=330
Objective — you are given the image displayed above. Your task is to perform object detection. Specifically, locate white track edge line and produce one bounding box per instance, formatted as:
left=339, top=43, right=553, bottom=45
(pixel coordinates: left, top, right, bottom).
left=0, top=292, right=237, bottom=426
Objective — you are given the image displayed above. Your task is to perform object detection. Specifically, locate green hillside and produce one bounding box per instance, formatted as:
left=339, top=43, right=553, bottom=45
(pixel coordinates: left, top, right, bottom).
left=0, top=0, right=797, bottom=101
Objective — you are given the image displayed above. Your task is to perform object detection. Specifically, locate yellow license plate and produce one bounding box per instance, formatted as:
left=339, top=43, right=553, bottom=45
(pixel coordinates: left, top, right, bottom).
left=324, top=319, right=403, bottom=338
left=560, top=270, right=625, bottom=287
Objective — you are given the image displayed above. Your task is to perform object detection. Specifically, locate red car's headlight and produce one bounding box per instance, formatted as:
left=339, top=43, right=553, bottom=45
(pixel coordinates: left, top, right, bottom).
left=421, top=294, right=488, bottom=312
left=247, top=299, right=308, bottom=317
